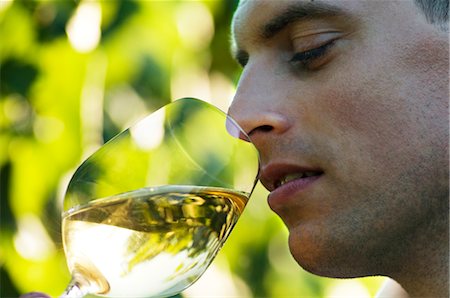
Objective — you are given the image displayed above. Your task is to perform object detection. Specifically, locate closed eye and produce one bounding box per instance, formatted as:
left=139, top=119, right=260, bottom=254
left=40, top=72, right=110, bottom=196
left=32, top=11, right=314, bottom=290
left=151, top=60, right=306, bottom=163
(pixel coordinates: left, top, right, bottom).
left=290, top=40, right=336, bottom=69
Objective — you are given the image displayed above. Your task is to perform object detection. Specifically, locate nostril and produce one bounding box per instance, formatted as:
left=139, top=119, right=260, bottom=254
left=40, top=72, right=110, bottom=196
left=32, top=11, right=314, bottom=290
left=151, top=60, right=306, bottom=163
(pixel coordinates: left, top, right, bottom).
left=249, top=125, right=274, bottom=136
left=259, top=125, right=273, bottom=132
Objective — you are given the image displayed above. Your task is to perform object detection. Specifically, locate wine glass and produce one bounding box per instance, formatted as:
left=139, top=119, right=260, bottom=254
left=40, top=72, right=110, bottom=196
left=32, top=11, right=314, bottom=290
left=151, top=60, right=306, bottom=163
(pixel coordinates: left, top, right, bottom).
left=60, top=98, right=259, bottom=298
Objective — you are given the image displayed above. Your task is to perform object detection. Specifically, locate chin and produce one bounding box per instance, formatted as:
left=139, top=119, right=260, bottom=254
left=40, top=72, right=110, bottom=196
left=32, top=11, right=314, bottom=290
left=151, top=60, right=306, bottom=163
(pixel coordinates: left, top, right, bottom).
left=287, top=224, right=376, bottom=279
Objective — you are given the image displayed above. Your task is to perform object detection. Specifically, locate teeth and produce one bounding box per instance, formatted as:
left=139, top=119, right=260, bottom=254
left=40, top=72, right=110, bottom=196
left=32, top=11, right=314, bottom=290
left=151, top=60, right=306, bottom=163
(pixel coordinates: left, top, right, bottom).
left=279, top=173, right=305, bottom=186
left=278, top=172, right=318, bottom=187
left=304, top=171, right=317, bottom=177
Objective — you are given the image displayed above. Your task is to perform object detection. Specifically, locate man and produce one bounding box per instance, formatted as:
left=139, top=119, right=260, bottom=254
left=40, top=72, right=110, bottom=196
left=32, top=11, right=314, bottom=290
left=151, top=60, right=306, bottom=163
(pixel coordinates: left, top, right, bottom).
left=228, top=0, right=448, bottom=297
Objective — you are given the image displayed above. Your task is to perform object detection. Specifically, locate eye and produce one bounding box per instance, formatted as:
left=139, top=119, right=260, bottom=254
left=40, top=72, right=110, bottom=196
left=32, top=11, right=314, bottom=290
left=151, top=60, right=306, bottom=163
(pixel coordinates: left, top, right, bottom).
left=289, top=40, right=336, bottom=70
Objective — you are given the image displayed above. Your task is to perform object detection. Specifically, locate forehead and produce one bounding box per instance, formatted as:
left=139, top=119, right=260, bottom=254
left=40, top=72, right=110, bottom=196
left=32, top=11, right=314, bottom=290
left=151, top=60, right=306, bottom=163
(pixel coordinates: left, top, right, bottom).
left=232, top=1, right=352, bottom=46
left=231, top=0, right=415, bottom=47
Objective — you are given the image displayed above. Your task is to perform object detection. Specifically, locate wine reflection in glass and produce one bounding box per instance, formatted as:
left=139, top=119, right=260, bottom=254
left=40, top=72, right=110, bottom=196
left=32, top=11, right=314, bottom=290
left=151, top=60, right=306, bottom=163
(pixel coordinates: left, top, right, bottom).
left=60, top=98, right=259, bottom=298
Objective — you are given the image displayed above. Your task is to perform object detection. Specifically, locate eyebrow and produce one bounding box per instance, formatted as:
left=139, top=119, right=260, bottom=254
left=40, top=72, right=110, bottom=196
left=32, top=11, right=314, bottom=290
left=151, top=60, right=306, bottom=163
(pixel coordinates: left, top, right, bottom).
left=262, top=1, right=346, bottom=39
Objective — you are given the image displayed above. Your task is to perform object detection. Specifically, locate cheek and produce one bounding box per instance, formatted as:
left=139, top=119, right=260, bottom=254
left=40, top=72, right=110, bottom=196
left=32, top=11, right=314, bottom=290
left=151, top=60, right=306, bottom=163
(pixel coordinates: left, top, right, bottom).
left=315, top=86, right=401, bottom=147
left=317, top=25, right=448, bottom=165
left=318, top=68, right=408, bottom=136
left=310, top=75, right=424, bottom=177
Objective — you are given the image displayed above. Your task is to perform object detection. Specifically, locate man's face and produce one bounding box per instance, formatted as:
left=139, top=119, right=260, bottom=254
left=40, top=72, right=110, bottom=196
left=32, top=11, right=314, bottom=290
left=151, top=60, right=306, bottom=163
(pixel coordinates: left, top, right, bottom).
left=229, top=0, right=448, bottom=278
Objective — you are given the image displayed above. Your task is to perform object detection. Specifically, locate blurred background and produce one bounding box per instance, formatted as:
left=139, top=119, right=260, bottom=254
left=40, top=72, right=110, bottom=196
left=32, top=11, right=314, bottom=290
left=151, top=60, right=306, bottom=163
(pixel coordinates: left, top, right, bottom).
left=0, top=0, right=386, bottom=297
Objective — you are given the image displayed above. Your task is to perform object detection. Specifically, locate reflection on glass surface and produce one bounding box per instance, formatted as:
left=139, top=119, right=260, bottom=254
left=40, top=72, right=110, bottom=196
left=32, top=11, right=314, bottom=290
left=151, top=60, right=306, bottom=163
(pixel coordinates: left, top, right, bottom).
left=61, top=98, right=259, bottom=298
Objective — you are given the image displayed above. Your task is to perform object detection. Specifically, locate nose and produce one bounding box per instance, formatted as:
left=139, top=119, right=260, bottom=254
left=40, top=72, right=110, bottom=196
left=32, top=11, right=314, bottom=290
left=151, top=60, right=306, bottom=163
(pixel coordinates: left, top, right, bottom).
left=228, top=63, right=291, bottom=144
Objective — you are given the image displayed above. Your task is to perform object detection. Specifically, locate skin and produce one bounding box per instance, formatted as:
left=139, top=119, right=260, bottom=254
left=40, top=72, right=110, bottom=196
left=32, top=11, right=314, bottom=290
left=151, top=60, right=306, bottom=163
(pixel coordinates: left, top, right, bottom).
left=229, top=1, right=449, bottom=297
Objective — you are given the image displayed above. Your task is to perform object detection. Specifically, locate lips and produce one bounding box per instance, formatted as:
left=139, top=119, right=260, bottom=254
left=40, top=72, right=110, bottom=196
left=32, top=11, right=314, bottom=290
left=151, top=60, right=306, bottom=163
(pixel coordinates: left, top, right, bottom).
left=260, top=163, right=323, bottom=192
left=260, top=163, right=323, bottom=208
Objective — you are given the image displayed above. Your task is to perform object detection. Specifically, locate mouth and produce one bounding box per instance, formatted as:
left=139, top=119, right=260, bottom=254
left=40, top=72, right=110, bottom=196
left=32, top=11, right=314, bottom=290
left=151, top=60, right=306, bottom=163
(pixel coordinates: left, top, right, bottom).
left=274, top=171, right=322, bottom=189
left=260, top=163, right=324, bottom=192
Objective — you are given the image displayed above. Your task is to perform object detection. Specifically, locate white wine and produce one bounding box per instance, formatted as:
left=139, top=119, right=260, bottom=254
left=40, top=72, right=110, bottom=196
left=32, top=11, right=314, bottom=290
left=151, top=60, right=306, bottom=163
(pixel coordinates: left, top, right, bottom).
left=62, top=185, right=248, bottom=298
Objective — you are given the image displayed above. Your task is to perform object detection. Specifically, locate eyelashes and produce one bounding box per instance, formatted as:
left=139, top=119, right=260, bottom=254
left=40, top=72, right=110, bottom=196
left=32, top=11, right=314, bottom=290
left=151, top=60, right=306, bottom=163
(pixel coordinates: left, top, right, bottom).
left=234, top=39, right=338, bottom=70
left=289, top=40, right=336, bottom=69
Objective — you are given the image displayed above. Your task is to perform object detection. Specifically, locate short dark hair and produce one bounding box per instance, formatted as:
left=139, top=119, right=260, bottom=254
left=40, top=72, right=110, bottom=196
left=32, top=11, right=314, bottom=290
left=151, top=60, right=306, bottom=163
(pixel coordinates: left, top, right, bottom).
left=414, top=0, right=449, bottom=30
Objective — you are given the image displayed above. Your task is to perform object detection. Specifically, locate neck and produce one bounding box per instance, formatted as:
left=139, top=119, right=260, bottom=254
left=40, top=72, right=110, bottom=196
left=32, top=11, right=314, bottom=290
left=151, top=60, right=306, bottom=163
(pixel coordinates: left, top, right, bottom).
left=390, top=208, right=449, bottom=297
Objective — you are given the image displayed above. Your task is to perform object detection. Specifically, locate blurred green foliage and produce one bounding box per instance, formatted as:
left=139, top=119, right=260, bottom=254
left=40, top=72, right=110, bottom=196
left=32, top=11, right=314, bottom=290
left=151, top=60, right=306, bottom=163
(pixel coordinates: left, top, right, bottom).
left=0, top=1, right=385, bottom=297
